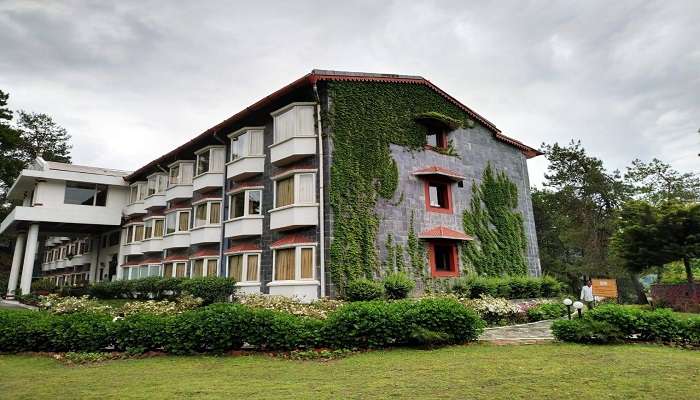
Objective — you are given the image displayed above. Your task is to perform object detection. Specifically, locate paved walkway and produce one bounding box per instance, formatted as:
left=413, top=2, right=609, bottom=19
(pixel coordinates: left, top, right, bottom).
left=0, top=300, right=37, bottom=310
left=478, top=320, right=555, bottom=344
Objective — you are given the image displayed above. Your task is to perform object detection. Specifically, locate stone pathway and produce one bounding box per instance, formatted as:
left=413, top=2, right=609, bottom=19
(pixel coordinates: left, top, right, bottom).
left=0, top=300, right=36, bottom=310
left=478, top=320, right=555, bottom=344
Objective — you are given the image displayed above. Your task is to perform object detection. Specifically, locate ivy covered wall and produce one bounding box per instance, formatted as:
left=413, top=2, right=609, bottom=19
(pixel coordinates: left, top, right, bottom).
left=323, top=80, right=541, bottom=294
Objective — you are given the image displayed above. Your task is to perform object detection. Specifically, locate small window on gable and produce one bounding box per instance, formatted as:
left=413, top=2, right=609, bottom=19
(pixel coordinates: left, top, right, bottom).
left=426, top=129, right=448, bottom=149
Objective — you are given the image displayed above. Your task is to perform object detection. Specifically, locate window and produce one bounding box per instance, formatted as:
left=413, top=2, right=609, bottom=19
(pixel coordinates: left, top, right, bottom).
left=163, top=263, right=173, bottom=277
left=227, top=253, right=260, bottom=282
left=230, top=129, right=264, bottom=161
left=147, top=174, right=167, bottom=196
left=426, top=129, right=448, bottom=149
left=229, top=190, right=262, bottom=219
left=175, top=262, right=187, bottom=277
left=274, top=173, right=315, bottom=208
left=144, top=220, right=153, bottom=239
left=154, top=219, right=164, bottom=238
left=64, top=181, right=108, bottom=206
left=128, top=183, right=146, bottom=204
left=134, top=225, right=144, bottom=242
left=169, top=165, right=180, bottom=185
left=429, top=242, right=459, bottom=277
left=145, top=217, right=165, bottom=239
left=165, top=210, right=190, bottom=234
left=191, top=258, right=218, bottom=277
left=273, top=246, right=315, bottom=281
left=124, top=224, right=144, bottom=243
left=196, top=151, right=209, bottom=175
left=193, top=201, right=221, bottom=227
left=424, top=180, right=452, bottom=213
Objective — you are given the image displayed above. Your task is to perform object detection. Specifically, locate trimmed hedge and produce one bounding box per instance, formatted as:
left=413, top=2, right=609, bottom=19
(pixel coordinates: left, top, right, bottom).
left=345, top=279, right=385, bottom=301
left=448, top=275, right=562, bottom=299
left=0, top=298, right=485, bottom=354
left=382, top=273, right=415, bottom=300
left=87, top=277, right=236, bottom=303
left=552, top=304, right=700, bottom=345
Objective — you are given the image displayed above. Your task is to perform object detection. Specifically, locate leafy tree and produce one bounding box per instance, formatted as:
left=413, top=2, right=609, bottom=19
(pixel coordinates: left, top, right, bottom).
left=656, top=203, right=700, bottom=293
left=625, top=158, right=700, bottom=205
left=15, top=111, right=72, bottom=164
left=610, top=201, right=664, bottom=303
left=534, top=141, right=630, bottom=291
left=0, top=90, right=23, bottom=219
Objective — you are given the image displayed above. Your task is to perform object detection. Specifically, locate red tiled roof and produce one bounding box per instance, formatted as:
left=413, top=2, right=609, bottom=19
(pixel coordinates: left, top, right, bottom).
left=163, top=254, right=189, bottom=262
left=190, top=248, right=219, bottom=258
left=413, top=166, right=465, bottom=181
left=419, top=226, right=474, bottom=241
left=127, top=70, right=541, bottom=181
left=140, top=256, right=163, bottom=265
left=224, top=242, right=261, bottom=254
left=270, top=234, right=315, bottom=248
left=227, top=181, right=264, bottom=194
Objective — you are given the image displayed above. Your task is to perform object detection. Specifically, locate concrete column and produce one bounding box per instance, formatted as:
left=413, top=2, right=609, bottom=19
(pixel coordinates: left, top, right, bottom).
left=6, top=233, right=27, bottom=299
left=19, top=224, right=39, bottom=295
left=88, top=237, right=99, bottom=283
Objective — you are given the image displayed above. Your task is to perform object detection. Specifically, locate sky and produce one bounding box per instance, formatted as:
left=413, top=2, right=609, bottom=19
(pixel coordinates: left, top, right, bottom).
left=0, top=0, right=698, bottom=186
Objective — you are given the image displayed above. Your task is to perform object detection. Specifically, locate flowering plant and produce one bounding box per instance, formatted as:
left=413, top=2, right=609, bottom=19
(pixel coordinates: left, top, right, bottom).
left=238, top=294, right=344, bottom=319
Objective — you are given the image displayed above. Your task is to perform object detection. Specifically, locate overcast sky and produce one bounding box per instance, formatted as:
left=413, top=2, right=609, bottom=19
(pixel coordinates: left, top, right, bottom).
left=0, top=0, right=697, bottom=186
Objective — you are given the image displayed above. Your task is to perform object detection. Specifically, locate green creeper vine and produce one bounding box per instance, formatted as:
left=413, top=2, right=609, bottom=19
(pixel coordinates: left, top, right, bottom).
left=406, top=212, right=427, bottom=279
left=461, top=164, right=528, bottom=276
left=325, top=81, right=471, bottom=293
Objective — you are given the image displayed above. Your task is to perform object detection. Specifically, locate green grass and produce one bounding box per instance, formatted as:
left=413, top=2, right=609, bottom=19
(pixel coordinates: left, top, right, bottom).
left=1, top=344, right=699, bottom=399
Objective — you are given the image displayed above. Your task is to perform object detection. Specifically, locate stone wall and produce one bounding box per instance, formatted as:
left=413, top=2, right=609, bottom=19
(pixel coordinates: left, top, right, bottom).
left=375, top=123, right=542, bottom=277
left=651, top=283, right=700, bottom=312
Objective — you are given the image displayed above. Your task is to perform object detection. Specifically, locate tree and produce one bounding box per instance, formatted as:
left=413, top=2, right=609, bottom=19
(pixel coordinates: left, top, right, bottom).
left=15, top=111, right=72, bottom=164
left=534, top=141, right=630, bottom=292
left=625, top=158, right=700, bottom=205
left=610, top=201, right=665, bottom=303
left=0, top=90, right=24, bottom=219
left=656, top=203, right=700, bottom=294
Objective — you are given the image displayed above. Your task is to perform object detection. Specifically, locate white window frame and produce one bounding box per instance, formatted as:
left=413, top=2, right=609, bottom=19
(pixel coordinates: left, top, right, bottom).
left=189, top=257, right=219, bottom=277
left=226, top=251, right=262, bottom=283
left=270, top=102, right=316, bottom=145
left=164, top=209, right=191, bottom=235
left=128, top=182, right=147, bottom=204
left=227, top=188, right=263, bottom=220
left=272, top=171, right=316, bottom=210
left=271, top=245, right=316, bottom=282
left=123, top=222, right=145, bottom=244
left=167, top=161, right=195, bottom=187
left=191, top=199, right=222, bottom=228
left=194, top=146, right=225, bottom=177
left=146, top=173, right=167, bottom=197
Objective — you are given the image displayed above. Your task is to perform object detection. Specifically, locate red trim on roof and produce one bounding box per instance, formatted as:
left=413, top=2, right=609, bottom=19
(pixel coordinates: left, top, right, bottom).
left=190, top=248, right=219, bottom=258
left=224, top=242, right=261, bottom=254
left=163, top=254, right=189, bottom=262
left=413, top=166, right=465, bottom=181
left=419, top=226, right=473, bottom=241
left=270, top=234, right=315, bottom=248
left=127, top=70, right=541, bottom=181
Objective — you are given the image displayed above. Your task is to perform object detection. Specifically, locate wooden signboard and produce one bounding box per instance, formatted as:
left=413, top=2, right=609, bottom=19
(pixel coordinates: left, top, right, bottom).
left=592, top=278, right=618, bottom=299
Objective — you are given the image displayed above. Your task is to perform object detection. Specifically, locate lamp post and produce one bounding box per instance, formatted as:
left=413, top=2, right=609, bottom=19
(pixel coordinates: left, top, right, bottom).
left=563, top=298, right=573, bottom=320
left=573, top=301, right=584, bottom=318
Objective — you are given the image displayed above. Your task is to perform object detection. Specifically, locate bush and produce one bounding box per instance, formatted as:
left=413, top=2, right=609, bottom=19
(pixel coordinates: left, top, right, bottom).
left=178, top=277, right=237, bottom=305
left=540, top=276, right=562, bottom=297
left=402, top=298, right=484, bottom=345
left=345, top=279, right=385, bottom=301
left=31, top=278, right=58, bottom=293
left=553, top=304, right=699, bottom=346
left=382, top=273, right=415, bottom=300
left=112, top=313, right=169, bottom=353
left=245, top=308, right=323, bottom=350
left=527, top=303, right=567, bottom=322
left=448, top=275, right=563, bottom=300
left=449, top=278, right=471, bottom=297
left=163, top=303, right=249, bottom=354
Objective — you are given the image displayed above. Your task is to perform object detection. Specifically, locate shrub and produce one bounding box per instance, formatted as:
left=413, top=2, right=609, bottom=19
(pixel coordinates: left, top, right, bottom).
left=540, top=276, right=562, bottom=297
left=527, top=303, right=567, bottom=322
left=586, top=304, right=642, bottom=336
left=345, top=279, right=385, bottom=301
left=31, top=278, right=57, bottom=293
left=112, top=313, right=169, bottom=353
left=460, top=295, right=522, bottom=326
left=39, top=294, right=112, bottom=315
left=88, top=280, right=132, bottom=299
left=681, top=317, right=700, bottom=345
left=449, top=278, right=471, bottom=297
left=179, top=277, right=237, bottom=305
left=402, top=298, right=484, bottom=345
left=552, top=318, right=625, bottom=344
left=163, top=303, right=249, bottom=354
left=382, top=273, right=415, bottom=300
left=637, top=308, right=681, bottom=342
left=323, top=301, right=402, bottom=348
left=48, top=312, right=113, bottom=352
left=0, top=310, right=53, bottom=352
left=238, top=294, right=344, bottom=319
left=245, top=308, right=323, bottom=350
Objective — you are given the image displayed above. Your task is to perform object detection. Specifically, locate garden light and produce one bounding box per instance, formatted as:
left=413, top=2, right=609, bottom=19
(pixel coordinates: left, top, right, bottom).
left=573, top=301, right=584, bottom=318
left=563, top=298, right=573, bottom=319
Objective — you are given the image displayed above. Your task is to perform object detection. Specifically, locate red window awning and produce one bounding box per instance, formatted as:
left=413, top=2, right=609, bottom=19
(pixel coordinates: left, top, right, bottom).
left=419, top=226, right=473, bottom=241
left=412, top=166, right=465, bottom=182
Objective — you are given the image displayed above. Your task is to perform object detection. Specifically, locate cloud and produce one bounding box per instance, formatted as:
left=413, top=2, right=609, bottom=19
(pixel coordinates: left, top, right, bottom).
left=0, top=0, right=697, bottom=185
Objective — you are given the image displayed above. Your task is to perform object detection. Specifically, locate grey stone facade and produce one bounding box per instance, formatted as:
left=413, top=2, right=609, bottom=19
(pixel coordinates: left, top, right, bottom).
left=373, top=123, right=542, bottom=277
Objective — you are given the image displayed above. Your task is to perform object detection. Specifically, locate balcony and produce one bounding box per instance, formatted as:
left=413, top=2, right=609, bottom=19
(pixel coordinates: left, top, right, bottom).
left=192, top=172, right=223, bottom=192
left=144, top=193, right=166, bottom=209
left=122, top=242, right=143, bottom=256
left=226, top=156, right=265, bottom=181
left=56, top=259, right=67, bottom=269
left=162, top=232, right=190, bottom=249
left=141, top=238, right=163, bottom=253
left=224, top=216, right=263, bottom=238
left=269, top=204, right=318, bottom=231
left=123, top=202, right=146, bottom=216
left=67, top=254, right=90, bottom=267
left=269, top=136, right=317, bottom=166
left=165, top=184, right=193, bottom=202
left=189, top=225, right=221, bottom=244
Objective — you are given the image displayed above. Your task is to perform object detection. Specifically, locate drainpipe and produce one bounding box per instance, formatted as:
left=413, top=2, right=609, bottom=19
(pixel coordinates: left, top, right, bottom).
left=214, top=133, right=228, bottom=276
left=313, top=84, right=326, bottom=298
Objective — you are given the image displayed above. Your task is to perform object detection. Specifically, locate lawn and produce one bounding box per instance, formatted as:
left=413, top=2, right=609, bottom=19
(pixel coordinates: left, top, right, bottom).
left=1, top=344, right=699, bottom=400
